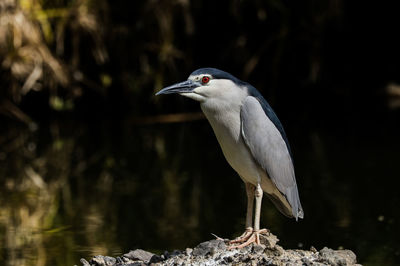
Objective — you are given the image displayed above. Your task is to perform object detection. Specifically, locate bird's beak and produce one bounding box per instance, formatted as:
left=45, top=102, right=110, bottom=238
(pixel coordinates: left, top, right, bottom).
left=156, top=80, right=200, bottom=96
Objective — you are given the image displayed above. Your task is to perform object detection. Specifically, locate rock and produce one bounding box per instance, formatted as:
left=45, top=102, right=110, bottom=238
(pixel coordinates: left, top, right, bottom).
left=223, top=255, right=233, bottom=263
left=169, top=249, right=182, bottom=257
left=185, top=248, right=193, bottom=256
left=148, top=254, right=163, bottom=264
left=161, top=251, right=169, bottom=259
left=123, top=249, right=156, bottom=263
left=302, top=257, right=313, bottom=266
left=80, top=258, right=90, bottom=266
left=115, top=257, right=123, bottom=264
left=319, top=247, right=358, bottom=266
left=192, top=239, right=227, bottom=256
left=251, top=244, right=265, bottom=254
left=80, top=231, right=360, bottom=266
left=90, top=255, right=116, bottom=266
left=259, top=231, right=279, bottom=248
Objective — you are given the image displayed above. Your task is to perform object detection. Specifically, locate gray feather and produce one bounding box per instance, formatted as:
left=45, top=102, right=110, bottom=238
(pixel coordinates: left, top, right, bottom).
left=240, top=96, right=304, bottom=219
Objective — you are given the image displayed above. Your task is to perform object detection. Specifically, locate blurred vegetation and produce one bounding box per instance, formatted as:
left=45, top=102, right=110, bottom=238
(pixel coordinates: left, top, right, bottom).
left=1, top=0, right=400, bottom=123
left=0, top=0, right=107, bottom=121
left=0, top=0, right=400, bottom=266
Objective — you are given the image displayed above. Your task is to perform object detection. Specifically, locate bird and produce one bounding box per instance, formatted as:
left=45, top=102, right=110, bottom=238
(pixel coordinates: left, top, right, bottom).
left=156, top=68, right=303, bottom=248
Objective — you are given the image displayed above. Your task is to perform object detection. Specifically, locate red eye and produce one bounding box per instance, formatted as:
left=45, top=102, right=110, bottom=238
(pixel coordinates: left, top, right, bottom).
left=202, top=76, right=210, bottom=84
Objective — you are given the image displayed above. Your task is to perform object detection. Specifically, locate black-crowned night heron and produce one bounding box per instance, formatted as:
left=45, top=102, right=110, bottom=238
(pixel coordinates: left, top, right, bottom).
left=156, top=68, right=303, bottom=248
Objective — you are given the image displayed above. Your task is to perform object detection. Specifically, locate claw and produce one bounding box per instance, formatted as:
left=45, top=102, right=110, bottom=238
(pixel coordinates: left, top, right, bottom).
left=229, top=227, right=253, bottom=244
left=228, top=229, right=269, bottom=249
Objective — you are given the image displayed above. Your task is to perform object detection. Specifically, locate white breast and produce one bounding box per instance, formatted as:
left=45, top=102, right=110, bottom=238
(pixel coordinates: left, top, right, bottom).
left=200, top=99, right=261, bottom=185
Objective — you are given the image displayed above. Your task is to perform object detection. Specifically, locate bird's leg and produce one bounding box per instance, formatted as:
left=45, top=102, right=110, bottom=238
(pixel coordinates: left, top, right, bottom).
left=229, top=183, right=255, bottom=244
left=245, top=182, right=255, bottom=230
left=253, top=183, right=262, bottom=232
left=252, top=183, right=269, bottom=243
left=229, top=184, right=268, bottom=249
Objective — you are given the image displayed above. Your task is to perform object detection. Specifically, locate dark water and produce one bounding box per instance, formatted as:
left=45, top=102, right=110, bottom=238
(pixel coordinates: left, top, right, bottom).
left=0, top=117, right=399, bottom=266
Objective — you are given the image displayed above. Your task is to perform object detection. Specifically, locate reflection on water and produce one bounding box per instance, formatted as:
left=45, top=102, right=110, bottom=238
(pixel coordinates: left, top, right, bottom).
left=0, top=119, right=399, bottom=265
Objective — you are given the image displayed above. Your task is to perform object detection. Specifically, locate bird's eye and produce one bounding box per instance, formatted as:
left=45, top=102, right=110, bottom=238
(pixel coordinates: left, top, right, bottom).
left=202, top=76, right=210, bottom=84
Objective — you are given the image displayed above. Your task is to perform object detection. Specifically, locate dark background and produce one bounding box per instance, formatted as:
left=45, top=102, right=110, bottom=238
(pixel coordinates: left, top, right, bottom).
left=0, top=1, right=399, bottom=265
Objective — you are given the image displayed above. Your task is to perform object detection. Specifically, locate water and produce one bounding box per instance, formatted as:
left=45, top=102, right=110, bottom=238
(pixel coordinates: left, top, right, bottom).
left=0, top=117, right=399, bottom=265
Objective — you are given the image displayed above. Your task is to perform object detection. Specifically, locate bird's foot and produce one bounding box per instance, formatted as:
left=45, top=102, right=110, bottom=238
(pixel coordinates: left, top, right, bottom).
left=229, top=227, right=253, bottom=243
left=228, top=228, right=269, bottom=249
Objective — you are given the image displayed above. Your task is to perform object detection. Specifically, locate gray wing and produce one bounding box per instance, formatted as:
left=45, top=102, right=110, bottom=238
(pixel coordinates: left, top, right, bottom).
left=240, top=96, right=304, bottom=219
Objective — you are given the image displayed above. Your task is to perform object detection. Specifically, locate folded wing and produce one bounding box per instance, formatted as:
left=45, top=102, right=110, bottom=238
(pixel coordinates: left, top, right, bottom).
left=240, top=96, right=304, bottom=219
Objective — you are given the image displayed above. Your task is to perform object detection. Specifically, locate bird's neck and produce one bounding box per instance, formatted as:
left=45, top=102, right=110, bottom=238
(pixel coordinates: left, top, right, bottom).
left=200, top=100, right=242, bottom=142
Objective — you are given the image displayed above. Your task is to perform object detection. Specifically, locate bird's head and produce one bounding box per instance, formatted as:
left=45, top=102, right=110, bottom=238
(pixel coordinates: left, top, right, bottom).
left=156, top=68, right=247, bottom=103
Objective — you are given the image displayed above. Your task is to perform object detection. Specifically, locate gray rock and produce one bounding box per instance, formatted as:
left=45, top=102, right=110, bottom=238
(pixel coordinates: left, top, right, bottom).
left=252, top=244, right=265, bottom=254
left=169, top=249, right=182, bottom=257
left=223, top=255, right=233, bottom=263
left=302, top=257, right=313, bottom=266
left=162, top=250, right=169, bottom=259
left=90, top=255, right=116, bottom=266
left=80, top=231, right=360, bottom=266
left=115, top=257, right=124, bottom=264
left=259, top=231, right=279, bottom=248
left=192, top=239, right=226, bottom=257
left=185, top=248, right=192, bottom=256
left=123, top=249, right=155, bottom=263
left=148, top=254, right=163, bottom=264
left=80, top=258, right=90, bottom=266
left=319, top=247, right=357, bottom=266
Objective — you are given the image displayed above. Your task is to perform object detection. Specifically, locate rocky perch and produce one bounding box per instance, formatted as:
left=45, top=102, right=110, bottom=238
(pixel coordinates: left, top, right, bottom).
left=80, top=232, right=360, bottom=266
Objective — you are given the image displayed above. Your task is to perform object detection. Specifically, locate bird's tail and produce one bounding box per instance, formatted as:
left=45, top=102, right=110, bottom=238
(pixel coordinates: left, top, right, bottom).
left=265, top=188, right=304, bottom=220
left=285, top=187, right=304, bottom=220
left=265, top=193, right=294, bottom=218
